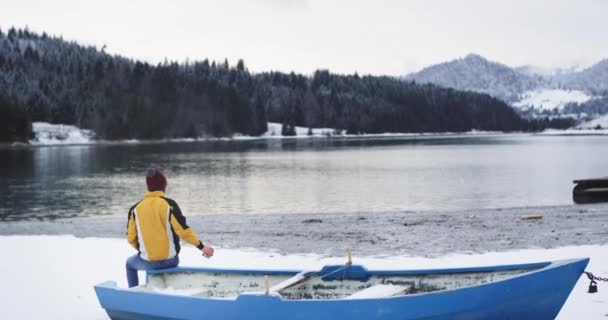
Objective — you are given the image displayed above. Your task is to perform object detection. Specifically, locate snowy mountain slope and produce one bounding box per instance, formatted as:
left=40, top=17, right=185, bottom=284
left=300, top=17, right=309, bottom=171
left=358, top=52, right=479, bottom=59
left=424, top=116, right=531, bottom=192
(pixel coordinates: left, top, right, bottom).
left=404, top=54, right=608, bottom=117
left=404, top=54, right=544, bottom=103
left=515, top=65, right=587, bottom=78
left=513, top=89, right=593, bottom=111
left=515, top=65, right=558, bottom=78
left=556, top=59, right=608, bottom=94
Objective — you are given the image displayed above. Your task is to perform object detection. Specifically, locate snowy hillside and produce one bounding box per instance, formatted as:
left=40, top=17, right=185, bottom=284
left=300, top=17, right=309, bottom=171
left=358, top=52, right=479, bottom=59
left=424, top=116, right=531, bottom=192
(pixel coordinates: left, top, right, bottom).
left=577, top=114, right=608, bottom=129
left=515, top=65, right=558, bottom=78
left=405, top=54, right=543, bottom=103
left=557, top=59, right=608, bottom=93
left=516, top=65, right=587, bottom=78
left=404, top=54, right=608, bottom=122
left=404, top=54, right=608, bottom=100
left=514, top=89, right=593, bottom=111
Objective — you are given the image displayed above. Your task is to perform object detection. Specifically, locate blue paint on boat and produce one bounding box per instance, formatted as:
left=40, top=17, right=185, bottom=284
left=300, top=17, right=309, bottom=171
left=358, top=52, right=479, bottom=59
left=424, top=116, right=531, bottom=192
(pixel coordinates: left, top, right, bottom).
left=95, top=258, right=588, bottom=320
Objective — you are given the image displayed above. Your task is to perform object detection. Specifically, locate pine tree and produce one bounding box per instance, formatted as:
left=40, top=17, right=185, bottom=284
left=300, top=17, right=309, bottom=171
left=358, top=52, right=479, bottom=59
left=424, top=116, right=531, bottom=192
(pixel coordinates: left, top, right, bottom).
left=236, top=59, right=245, bottom=72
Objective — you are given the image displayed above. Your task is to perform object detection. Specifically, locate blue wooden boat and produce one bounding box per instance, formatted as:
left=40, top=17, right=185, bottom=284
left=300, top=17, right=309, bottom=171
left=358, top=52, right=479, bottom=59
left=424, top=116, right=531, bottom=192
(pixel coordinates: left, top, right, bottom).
left=95, top=258, right=588, bottom=320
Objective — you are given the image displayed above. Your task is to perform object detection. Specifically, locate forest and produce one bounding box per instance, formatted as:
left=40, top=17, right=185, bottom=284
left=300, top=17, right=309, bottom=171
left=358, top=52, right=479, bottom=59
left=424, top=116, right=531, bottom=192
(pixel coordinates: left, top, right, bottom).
left=0, top=27, right=573, bottom=142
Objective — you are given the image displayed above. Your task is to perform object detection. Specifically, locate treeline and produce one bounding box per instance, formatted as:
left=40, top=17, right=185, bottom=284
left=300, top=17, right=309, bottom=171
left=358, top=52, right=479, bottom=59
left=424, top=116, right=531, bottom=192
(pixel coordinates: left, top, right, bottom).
left=564, top=96, right=608, bottom=116
left=0, top=27, right=567, bottom=142
left=0, top=88, right=31, bottom=142
left=260, top=70, right=526, bottom=134
left=0, top=27, right=265, bottom=140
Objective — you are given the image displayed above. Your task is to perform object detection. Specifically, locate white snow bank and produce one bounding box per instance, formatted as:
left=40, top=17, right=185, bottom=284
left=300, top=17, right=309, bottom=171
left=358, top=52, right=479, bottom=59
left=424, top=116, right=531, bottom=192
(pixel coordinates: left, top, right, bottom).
left=264, top=122, right=343, bottom=137
left=577, top=115, right=608, bottom=130
left=261, top=122, right=503, bottom=138
left=514, top=89, right=593, bottom=110
left=30, top=122, right=95, bottom=145
left=0, top=235, right=606, bottom=319
left=539, top=128, right=608, bottom=136
left=26, top=122, right=504, bottom=146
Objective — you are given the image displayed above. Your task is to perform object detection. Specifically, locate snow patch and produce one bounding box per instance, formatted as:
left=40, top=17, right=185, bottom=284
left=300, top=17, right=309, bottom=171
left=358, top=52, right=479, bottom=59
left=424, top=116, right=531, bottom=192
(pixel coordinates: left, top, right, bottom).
left=514, top=89, right=593, bottom=111
left=262, top=123, right=502, bottom=138
left=577, top=115, right=608, bottom=130
left=538, top=114, right=608, bottom=135
left=26, top=122, right=506, bottom=146
left=30, top=122, right=95, bottom=145
left=538, top=128, right=608, bottom=136
left=264, top=122, right=342, bottom=137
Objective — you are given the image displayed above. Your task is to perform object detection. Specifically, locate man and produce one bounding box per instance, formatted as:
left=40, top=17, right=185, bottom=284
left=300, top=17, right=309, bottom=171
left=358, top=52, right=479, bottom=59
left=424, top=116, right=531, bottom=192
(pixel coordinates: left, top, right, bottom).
left=125, top=168, right=214, bottom=287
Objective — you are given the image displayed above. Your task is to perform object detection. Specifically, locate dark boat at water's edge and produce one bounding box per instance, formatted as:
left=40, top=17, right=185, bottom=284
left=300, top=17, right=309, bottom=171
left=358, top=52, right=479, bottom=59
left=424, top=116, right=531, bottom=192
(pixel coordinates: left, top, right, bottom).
left=573, top=177, right=608, bottom=204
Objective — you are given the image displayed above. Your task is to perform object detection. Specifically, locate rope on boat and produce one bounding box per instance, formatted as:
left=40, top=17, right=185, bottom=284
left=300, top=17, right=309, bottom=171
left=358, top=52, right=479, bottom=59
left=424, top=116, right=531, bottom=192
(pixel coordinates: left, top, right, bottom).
left=308, top=248, right=354, bottom=280
left=584, top=271, right=608, bottom=293
left=312, top=263, right=352, bottom=279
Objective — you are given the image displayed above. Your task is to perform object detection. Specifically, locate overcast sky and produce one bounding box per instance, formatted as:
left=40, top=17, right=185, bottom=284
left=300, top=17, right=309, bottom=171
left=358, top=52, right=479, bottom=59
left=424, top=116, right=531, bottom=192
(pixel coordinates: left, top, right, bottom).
left=1, top=0, right=607, bottom=76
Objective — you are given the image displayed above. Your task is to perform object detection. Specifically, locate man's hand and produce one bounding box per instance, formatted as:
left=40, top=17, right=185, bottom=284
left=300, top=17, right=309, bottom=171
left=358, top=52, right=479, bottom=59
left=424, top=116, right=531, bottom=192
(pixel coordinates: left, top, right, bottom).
left=202, top=245, right=215, bottom=258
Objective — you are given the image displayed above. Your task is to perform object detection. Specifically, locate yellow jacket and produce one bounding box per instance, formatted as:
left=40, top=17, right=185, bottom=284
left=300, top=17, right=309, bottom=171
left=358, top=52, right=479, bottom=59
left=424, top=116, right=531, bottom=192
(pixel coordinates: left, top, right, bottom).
left=126, top=191, right=204, bottom=261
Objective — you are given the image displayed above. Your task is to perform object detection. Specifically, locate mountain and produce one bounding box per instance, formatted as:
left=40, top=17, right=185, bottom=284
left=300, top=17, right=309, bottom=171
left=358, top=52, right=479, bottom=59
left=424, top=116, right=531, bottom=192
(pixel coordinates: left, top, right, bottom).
left=513, top=89, right=593, bottom=111
left=515, top=65, right=558, bottom=78
left=556, top=59, right=608, bottom=95
left=405, top=54, right=608, bottom=121
left=404, top=54, right=544, bottom=103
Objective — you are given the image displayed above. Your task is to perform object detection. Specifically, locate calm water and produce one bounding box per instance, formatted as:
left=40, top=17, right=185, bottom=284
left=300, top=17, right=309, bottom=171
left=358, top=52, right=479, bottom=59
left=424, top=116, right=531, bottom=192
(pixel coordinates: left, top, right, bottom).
left=0, top=134, right=606, bottom=221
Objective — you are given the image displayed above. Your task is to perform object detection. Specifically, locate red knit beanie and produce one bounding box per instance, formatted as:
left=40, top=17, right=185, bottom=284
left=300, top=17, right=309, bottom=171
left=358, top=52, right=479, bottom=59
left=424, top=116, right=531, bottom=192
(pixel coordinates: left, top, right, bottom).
left=146, top=168, right=167, bottom=191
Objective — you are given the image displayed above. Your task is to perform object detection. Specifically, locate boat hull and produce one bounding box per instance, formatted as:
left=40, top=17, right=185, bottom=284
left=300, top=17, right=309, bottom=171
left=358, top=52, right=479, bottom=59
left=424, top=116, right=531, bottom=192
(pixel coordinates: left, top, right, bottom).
left=95, top=258, right=588, bottom=320
left=573, top=177, right=608, bottom=204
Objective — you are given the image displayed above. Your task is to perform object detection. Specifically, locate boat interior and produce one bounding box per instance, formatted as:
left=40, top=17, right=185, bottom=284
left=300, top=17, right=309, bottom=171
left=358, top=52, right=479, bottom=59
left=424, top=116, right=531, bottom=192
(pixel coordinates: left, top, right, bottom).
left=135, top=264, right=544, bottom=300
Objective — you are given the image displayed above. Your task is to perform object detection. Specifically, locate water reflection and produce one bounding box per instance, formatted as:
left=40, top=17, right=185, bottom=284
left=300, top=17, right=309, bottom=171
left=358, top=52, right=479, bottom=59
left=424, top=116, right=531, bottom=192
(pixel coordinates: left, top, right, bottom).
left=0, top=134, right=607, bottom=221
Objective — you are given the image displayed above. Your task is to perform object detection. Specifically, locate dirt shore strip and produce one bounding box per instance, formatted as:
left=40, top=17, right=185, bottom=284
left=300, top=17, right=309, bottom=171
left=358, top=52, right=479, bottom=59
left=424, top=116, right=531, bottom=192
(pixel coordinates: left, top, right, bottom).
left=1, top=203, right=607, bottom=257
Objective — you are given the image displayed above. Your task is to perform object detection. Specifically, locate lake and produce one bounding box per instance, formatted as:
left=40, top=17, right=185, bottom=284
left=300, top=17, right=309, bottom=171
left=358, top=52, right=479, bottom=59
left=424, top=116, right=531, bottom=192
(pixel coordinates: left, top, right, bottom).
left=0, top=134, right=606, bottom=221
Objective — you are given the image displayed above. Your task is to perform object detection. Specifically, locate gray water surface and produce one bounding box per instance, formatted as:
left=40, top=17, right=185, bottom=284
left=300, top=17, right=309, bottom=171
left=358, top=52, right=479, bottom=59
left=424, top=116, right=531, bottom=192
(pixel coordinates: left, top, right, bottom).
left=1, top=134, right=607, bottom=221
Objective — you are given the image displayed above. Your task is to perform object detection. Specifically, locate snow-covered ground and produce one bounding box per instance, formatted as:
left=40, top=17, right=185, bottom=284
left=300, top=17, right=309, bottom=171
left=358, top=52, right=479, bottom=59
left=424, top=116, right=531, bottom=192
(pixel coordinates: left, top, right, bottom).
left=540, top=128, right=608, bottom=136
left=26, top=122, right=506, bottom=146
left=578, top=114, right=608, bottom=130
left=29, top=121, right=345, bottom=146
left=30, top=122, right=95, bottom=145
left=264, top=122, right=343, bottom=137
left=514, top=89, right=593, bottom=111
left=537, top=114, right=608, bottom=135
left=1, top=235, right=607, bottom=319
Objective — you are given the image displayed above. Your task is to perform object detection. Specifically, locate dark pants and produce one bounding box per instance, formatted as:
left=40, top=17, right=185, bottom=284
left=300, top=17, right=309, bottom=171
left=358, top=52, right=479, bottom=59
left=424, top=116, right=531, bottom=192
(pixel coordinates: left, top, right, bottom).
left=126, top=254, right=179, bottom=287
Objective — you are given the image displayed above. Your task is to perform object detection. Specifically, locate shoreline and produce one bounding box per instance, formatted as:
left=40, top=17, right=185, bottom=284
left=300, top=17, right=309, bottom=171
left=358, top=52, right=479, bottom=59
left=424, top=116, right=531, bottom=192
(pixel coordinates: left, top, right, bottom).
left=2, top=203, right=607, bottom=258
left=15, top=130, right=516, bottom=148
left=3, top=130, right=606, bottom=149
left=4, top=127, right=608, bottom=149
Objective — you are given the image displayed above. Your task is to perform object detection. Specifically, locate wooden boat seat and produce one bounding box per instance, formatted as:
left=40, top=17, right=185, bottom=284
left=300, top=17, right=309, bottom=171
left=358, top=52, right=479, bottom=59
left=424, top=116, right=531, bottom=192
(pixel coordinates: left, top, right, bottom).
left=269, top=271, right=312, bottom=293
left=345, top=284, right=409, bottom=299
